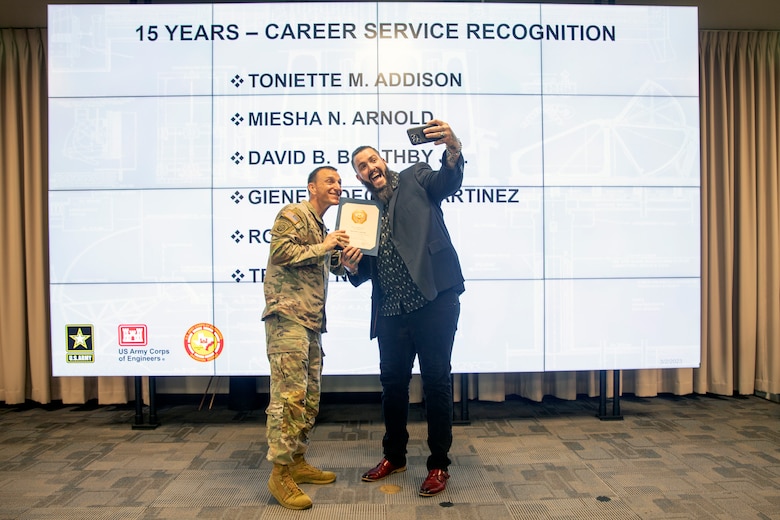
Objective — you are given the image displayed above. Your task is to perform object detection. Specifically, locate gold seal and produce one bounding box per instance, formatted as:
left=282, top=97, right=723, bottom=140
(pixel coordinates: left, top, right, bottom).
left=351, top=209, right=368, bottom=224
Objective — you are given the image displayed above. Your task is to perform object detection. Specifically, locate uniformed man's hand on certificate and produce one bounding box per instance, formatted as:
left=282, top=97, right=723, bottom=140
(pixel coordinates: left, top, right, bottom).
left=324, top=230, right=349, bottom=252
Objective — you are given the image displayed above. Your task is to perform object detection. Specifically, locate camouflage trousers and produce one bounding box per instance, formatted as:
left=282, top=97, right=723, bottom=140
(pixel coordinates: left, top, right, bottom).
left=264, top=314, right=323, bottom=465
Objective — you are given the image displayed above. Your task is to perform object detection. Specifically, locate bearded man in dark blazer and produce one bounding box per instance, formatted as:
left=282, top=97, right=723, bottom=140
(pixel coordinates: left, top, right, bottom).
left=340, top=119, right=465, bottom=498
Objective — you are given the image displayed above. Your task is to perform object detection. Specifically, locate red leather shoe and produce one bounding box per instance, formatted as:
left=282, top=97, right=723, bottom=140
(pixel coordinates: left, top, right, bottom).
left=419, top=468, right=449, bottom=496
left=361, top=458, right=406, bottom=482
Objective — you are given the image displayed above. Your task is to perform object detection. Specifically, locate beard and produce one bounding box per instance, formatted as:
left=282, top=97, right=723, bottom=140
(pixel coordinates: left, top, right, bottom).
left=360, top=168, right=396, bottom=205
left=373, top=182, right=394, bottom=205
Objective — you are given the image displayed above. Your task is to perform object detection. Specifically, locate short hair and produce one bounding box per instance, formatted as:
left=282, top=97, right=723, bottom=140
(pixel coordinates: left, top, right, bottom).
left=350, top=145, right=378, bottom=171
left=308, top=165, right=337, bottom=185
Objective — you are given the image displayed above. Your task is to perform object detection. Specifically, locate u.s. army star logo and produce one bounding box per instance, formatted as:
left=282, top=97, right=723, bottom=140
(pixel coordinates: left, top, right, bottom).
left=66, top=324, right=94, bottom=363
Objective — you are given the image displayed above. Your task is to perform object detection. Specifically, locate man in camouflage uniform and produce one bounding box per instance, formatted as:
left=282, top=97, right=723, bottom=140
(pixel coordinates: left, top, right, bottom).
left=262, top=165, right=358, bottom=510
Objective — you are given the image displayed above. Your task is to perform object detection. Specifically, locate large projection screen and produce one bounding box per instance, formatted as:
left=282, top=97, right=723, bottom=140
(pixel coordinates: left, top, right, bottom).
left=48, top=2, right=701, bottom=377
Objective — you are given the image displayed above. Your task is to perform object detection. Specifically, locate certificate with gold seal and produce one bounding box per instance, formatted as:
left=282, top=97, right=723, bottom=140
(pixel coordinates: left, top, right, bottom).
left=335, top=197, right=382, bottom=256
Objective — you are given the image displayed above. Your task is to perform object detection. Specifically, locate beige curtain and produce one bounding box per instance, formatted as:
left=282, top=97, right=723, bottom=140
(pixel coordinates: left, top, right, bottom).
left=698, top=31, right=780, bottom=399
left=1, top=28, right=52, bottom=404
left=1, top=28, right=778, bottom=405
left=0, top=28, right=133, bottom=405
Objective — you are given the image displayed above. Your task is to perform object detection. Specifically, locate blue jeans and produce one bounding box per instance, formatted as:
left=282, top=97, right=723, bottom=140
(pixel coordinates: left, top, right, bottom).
left=375, top=289, right=460, bottom=471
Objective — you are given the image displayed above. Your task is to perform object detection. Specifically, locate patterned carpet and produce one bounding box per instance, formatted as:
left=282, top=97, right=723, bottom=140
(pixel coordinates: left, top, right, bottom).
left=1, top=393, right=779, bottom=519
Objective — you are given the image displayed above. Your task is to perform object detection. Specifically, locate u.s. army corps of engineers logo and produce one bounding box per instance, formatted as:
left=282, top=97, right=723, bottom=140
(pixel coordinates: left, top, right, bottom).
left=66, top=324, right=94, bottom=363
left=184, top=323, right=224, bottom=362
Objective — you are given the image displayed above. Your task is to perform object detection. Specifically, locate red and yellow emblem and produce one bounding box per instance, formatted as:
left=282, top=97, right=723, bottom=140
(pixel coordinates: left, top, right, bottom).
left=184, top=323, right=224, bottom=362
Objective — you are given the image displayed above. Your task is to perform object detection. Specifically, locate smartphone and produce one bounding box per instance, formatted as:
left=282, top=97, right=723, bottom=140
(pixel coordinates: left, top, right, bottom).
left=406, top=124, right=438, bottom=145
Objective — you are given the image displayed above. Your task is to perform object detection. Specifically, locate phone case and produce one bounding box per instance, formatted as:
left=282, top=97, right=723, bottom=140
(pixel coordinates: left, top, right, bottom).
left=406, top=125, right=437, bottom=145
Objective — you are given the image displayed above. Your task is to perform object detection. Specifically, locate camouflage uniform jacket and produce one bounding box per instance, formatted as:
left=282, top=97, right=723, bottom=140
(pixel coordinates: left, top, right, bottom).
left=262, top=200, right=345, bottom=333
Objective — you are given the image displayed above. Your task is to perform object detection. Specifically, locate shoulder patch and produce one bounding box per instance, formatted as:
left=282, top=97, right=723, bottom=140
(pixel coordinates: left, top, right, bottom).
left=280, top=208, right=302, bottom=224
left=273, top=219, right=293, bottom=234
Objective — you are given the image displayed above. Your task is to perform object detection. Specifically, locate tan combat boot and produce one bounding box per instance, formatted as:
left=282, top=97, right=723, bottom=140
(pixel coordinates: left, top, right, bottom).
left=289, top=454, right=337, bottom=484
left=268, top=463, right=313, bottom=510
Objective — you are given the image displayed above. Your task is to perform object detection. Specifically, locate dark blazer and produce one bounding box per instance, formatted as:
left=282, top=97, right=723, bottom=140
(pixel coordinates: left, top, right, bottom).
left=348, top=152, right=465, bottom=338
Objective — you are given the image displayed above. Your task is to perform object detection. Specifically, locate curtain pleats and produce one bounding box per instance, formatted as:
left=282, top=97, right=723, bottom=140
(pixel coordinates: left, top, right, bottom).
left=1, top=28, right=52, bottom=404
left=698, top=31, right=780, bottom=398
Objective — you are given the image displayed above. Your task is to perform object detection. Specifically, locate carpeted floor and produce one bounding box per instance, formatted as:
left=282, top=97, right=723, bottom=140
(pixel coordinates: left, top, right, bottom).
left=1, top=393, right=779, bottom=519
